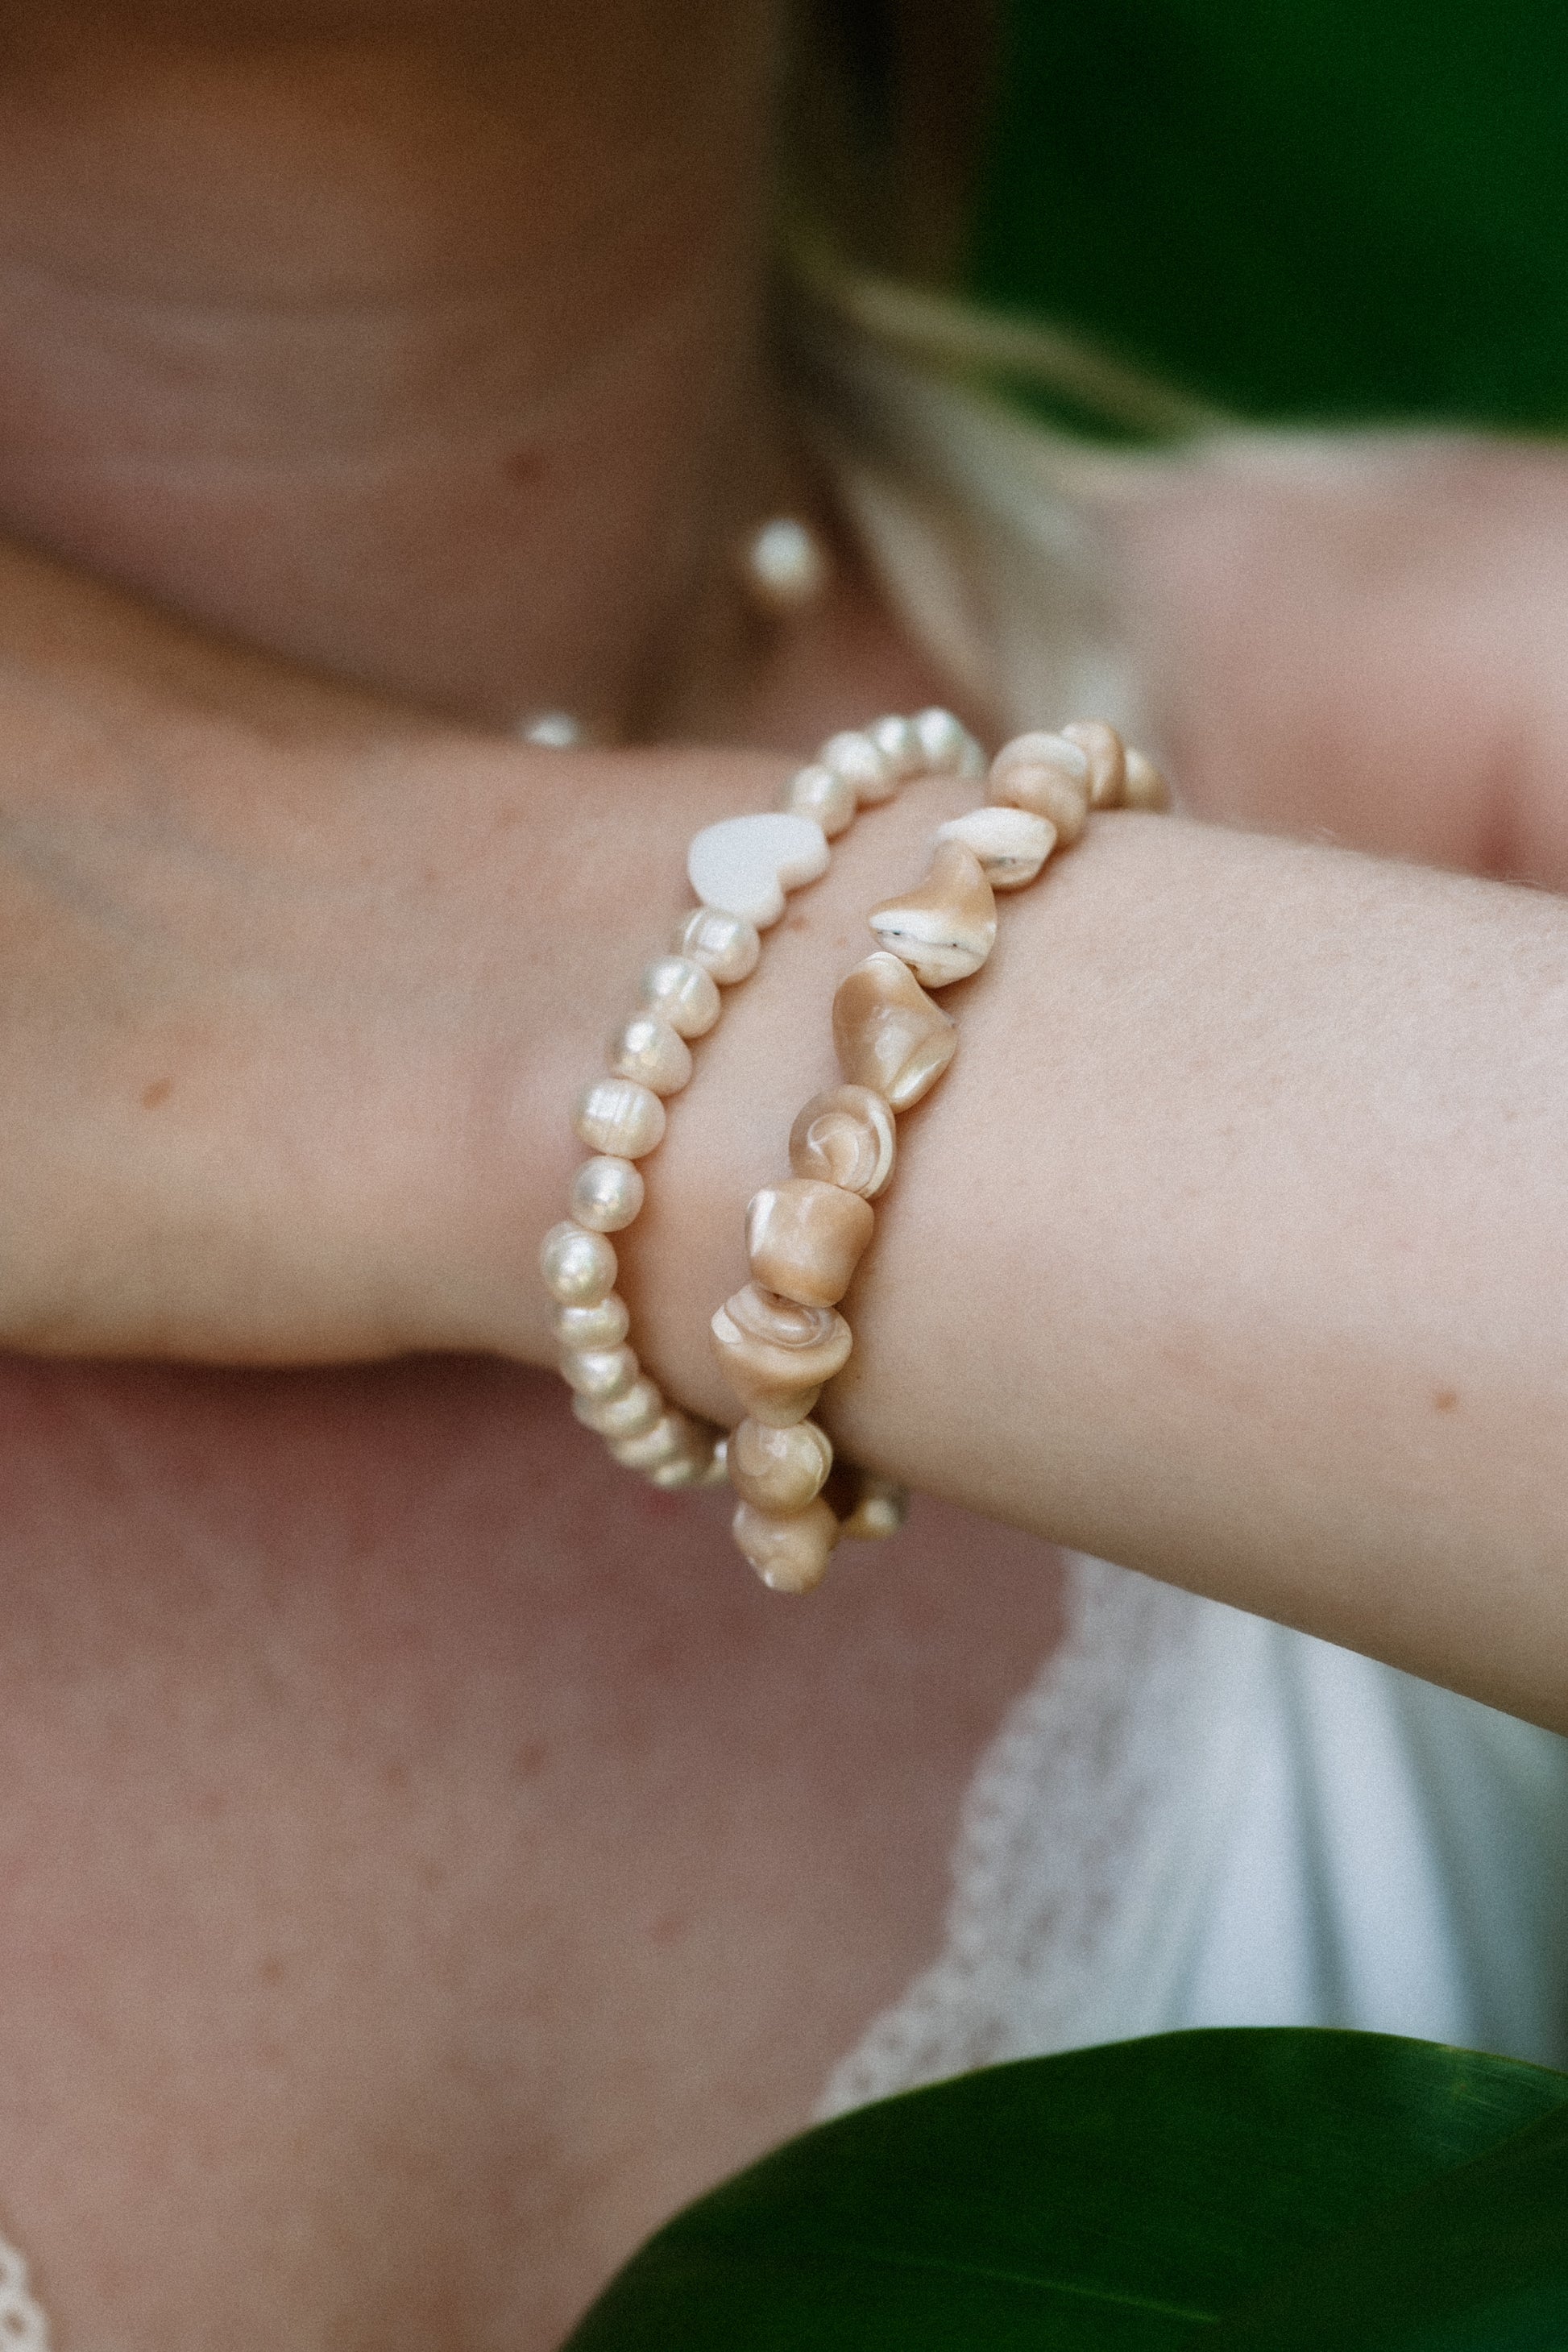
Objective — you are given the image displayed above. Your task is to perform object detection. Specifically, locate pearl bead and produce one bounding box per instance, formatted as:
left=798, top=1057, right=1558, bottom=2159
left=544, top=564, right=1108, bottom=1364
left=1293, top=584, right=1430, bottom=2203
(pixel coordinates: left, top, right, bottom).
left=540, top=1221, right=617, bottom=1307
left=1123, top=746, right=1171, bottom=810
left=609, top=1410, right=701, bottom=1471
left=819, top=729, right=898, bottom=806
left=788, top=1085, right=897, bottom=1199
left=569, top=1155, right=645, bottom=1234
left=832, top=952, right=957, bottom=1110
left=745, top=1178, right=875, bottom=1309
left=554, top=1293, right=631, bottom=1351
left=672, top=906, right=761, bottom=985
left=868, top=839, right=997, bottom=987
left=731, top=1495, right=840, bottom=1593
left=743, top=516, right=831, bottom=614
left=913, top=707, right=985, bottom=778
left=727, top=1417, right=833, bottom=1514
left=784, top=762, right=857, bottom=838
left=867, top=713, right=927, bottom=781
left=574, top=1375, right=664, bottom=1439
left=558, top=1342, right=639, bottom=1402
left=934, top=805, right=1055, bottom=890
left=575, top=1076, right=666, bottom=1159
left=516, top=710, right=587, bottom=749
left=840, top=1472, right=911, bottom=1541
left=609, top=1012, right=692, bottom=1097
left=639, top=954, right=721, bottom=1038
left=1063, top=719, right=1127, bottom=808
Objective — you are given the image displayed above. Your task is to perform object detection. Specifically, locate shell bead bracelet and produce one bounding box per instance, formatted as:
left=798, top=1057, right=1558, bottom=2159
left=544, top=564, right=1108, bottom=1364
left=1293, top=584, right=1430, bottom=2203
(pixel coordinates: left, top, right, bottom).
left=539, top=709, right=987, bottom=1495
left=710, top=720, right=1170, bottom=1593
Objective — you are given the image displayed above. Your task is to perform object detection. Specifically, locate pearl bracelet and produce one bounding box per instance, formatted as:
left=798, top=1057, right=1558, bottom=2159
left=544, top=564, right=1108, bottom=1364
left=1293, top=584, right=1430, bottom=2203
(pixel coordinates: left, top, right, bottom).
left=539, top=709, right=986, bottom=1495
left=710, top=719, right=1170, bottom=1591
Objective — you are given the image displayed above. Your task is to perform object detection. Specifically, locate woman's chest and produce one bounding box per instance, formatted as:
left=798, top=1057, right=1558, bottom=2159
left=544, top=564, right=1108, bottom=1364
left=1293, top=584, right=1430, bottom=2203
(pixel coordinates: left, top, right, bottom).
left=0, top=1356, right=1064, bottom=2346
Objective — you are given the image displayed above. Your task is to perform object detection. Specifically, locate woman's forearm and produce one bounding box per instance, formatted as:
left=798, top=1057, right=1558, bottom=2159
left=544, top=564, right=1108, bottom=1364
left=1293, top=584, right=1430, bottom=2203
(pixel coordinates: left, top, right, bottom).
left=637, top=804, right=1568, bottom=1728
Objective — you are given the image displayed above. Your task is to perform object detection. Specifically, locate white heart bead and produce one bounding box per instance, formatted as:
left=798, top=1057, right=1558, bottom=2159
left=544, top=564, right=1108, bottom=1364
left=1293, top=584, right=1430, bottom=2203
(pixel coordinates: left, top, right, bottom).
left=687, top=812, right=830, bottom=929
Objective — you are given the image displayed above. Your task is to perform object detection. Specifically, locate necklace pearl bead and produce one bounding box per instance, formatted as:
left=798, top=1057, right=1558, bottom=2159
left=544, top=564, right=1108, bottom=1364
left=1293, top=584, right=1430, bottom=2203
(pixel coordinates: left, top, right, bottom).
left=673, top=906, right=761, bottom=985
left=575, top=1076, right=666, bottom=1159
left=610, top=1011, right=693, bottom=1097
left=742, top=516, right=832, bottom=614
left=638, top=953, right=721, bottom=1038
left=540, top=1221, right=618, bottom=1307
left=554, top=1293, right=631, bottom=1351
left=784, top=761, right=858, bottom=837
left=559, top=1342, right=640, bottom=1402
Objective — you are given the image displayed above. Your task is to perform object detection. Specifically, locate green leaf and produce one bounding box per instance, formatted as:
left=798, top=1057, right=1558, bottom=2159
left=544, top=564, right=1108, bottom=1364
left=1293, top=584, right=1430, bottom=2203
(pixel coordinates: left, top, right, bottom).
left=561, top=2029, right=1568, bottom=2349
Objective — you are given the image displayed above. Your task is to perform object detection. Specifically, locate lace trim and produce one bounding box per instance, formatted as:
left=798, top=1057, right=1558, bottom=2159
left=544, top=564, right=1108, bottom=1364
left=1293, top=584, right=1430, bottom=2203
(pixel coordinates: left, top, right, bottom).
left=0, top=2234, right=49, bottom=2350
left=819, top=1554, right=1247, bottom=2117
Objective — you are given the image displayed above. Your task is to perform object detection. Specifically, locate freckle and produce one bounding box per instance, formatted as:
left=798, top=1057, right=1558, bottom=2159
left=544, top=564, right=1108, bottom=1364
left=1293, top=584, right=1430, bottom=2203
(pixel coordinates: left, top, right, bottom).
left=504, top=446, right=544, bottom=485
left=259, top=1954, right=287, bottom=1987
left=141, top=1078, right=172, bottom=1109
left=512, top=1740, right=548, bottom=1782
left=382, top=1759, right=410, bottom=1793
left=649, top=1909, right=686, bottom=1947
left=1434, top=1388, right=1459, bottom=1413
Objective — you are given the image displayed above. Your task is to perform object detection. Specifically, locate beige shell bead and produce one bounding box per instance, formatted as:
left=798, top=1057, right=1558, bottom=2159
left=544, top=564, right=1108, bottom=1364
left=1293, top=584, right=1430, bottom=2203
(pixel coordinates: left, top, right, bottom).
left=934, top=804, right=1055, bottom=890
left=727, top=1417, right=834, bottom=1514
left=573, top=1375, right=664, bottom=1440
left=989, top=731, right=1092, bottom=845
left=575, top=1076, right=666, bottom=1159
left=732, top=1495, right=840, bottom=1594
left=912, top=707, right=986, bottom=778
left=638, top=953, right=721, bottom=1039
left=819, top=729, right=898, bottom=805
left=673, top=906, right=761, bottom=985
left=1063, top=719, right=1127, bottom=808
left=867, top=713, right=927, bottom=782
left=868, top=839, right=997, bottom=987
left=609, top=1012, right=692, bottom=1097
left=558, top=1342, right=639, bottom=1403
left=832, top=952, right=957, bottom=1111
left=569, top=1155, right=645, bottom=1234
left=1123, top=745, right=1172, bottom=811
left=540, top=1221, right=617, bottom=1307
left=710, top=1283, right=852, bottom=1425
left=839, top=1471, right=911, bottom=1541
left=554, top=1293, right=630, bottom=1351
left=784, top=762, right=858, bottom=838
left=745, top=1178, right=875, bottom=1309
left=788, top=1085, right=896, bottom=1199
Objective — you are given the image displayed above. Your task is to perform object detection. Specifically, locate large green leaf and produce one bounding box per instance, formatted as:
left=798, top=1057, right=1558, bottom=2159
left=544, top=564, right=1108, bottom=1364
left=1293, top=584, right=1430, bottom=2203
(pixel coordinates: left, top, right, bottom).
left=562, top=2029, right=1568, bottom=2348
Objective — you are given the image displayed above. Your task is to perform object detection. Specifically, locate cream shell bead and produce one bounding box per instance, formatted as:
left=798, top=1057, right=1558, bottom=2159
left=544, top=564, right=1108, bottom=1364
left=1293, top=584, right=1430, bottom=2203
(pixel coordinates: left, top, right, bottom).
left=558, top=1342, right=638, bottom=1403
left=788, top=1085, right=896, bottom=1199
left=727, top=1417, right=833, bottom=1513
left=819, top=729, right=898, bottom=806
left=1123, top=746, right=1172, bottom=810
left=610, top=1011, right=692, bottom=1097
left=783, top=761, right=858, bottom=838
left=840, top=1472, right=911, bottom=1541
left=934, top=805, right=1055, bottom=889
left=540, top=1221, right=617, bottom=1307
left=832, top=952, right=957, bottom=1111
left=745, top=1178, right=875, bottom=1309
left=868, top=839, right=997, bottom=986
left=1063, top=719, right=1127, bottom=808
left=732, top=1496, right=840, bottom=1593
left=710, top=1283, right=852, bottom=1425
left=569, top=1155, right=645, bottom=1234
left=673, top=906, right=761, bottom=985
left=913, top=707, right=985, bottom=778
left=638, top=953, right=721, bottom=1039
left=867, top=713, right=927, bottom=782
left=989, top=731, right=1092, bottom=845
left=574, top=1375, right=664, bottom=1440
left=554, top=1293, right=630, bottom=1351
left=575, top=1076, right=666, bottom=1159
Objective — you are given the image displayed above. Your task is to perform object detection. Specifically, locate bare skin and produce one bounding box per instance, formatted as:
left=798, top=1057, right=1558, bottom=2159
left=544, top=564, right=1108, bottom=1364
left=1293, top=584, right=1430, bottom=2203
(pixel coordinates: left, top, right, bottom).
left=3, top=3, right=1568, bottom=2346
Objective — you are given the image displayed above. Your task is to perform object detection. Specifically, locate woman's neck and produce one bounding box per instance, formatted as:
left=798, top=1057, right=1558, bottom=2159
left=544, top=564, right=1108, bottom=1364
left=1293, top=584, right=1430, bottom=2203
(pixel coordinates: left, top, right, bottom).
left=0, top=2, right=793, bottom=729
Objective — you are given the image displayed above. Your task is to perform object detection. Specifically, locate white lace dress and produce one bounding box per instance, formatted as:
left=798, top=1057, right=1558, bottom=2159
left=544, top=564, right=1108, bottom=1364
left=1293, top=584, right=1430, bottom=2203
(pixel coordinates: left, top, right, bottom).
left=823, top=1557, right=1568, bottom=2117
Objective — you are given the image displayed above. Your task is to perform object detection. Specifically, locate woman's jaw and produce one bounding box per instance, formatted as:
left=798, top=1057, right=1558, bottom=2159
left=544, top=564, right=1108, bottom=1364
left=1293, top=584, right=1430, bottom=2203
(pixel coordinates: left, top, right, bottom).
left=0, top=0, right=794, bottom=730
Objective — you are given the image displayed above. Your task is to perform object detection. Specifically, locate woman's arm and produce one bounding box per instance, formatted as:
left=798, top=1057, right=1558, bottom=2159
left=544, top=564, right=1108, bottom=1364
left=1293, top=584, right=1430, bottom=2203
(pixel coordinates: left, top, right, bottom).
left=4, top=534, right=1566, bottom=1726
